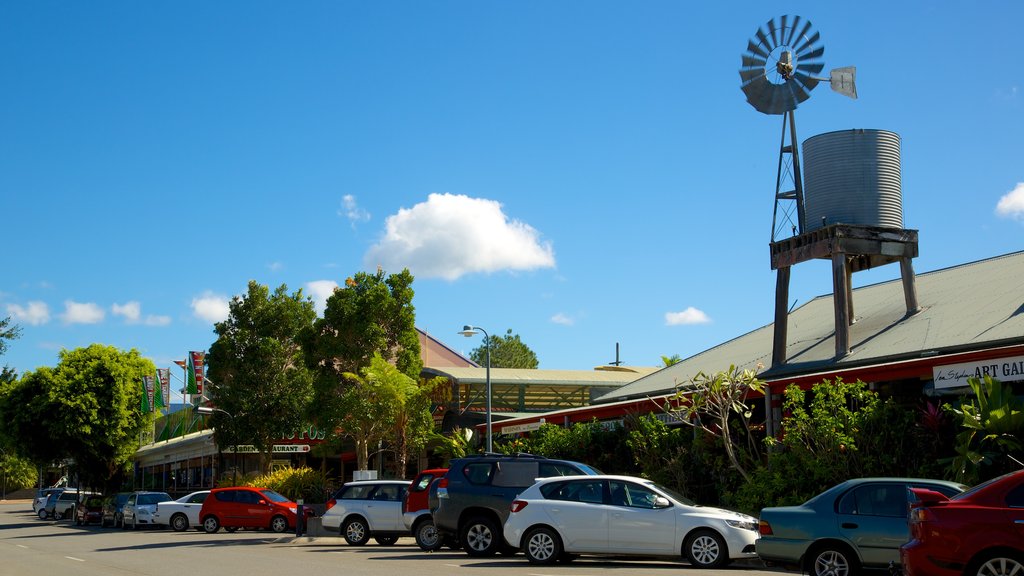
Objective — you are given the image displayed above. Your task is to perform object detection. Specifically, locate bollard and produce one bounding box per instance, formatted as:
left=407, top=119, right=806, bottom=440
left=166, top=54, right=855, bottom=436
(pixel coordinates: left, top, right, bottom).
left=296, top=499, right=304, bottom=537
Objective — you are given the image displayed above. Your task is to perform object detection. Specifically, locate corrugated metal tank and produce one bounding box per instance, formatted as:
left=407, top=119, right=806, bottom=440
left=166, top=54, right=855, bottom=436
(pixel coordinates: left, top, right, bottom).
left=802, top=129, right=903, bottom=231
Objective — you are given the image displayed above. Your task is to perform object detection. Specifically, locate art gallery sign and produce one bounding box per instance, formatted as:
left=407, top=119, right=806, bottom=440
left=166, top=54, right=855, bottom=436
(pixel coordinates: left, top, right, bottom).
left=933, top=355, right=1024, bottom=390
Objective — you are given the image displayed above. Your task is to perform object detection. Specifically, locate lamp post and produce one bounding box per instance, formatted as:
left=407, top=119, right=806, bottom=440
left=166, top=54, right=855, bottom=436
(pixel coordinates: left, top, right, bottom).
left=196, top=406, right=239, bottom=486
left=458, top=325, right=492, bottom=453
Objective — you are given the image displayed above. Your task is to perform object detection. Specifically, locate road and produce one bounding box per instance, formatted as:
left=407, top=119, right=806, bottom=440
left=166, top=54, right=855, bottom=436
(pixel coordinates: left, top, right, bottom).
left=0, top=501, right=788, bottom=576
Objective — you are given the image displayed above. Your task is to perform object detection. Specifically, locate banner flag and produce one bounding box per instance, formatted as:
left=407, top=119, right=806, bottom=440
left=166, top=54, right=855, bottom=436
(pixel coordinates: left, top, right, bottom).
left=141, top=376, right=153, bottom=413
left=155, top=369, right=169, bottom=409
left=189, top=351, right=206, bottom=396
left=186, top=355, right=198, bottom=395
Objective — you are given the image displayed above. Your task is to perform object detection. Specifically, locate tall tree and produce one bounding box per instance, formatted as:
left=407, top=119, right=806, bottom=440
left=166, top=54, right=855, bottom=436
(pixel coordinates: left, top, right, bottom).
left=303, top=267, right=422, bottom=469
left=206, top=281, right=317, bottom=474
left=0, top=316, right=21, bottom=383
left=469, top=329, right=539, bottom=369
left=0, top=344, right=154, bottom=491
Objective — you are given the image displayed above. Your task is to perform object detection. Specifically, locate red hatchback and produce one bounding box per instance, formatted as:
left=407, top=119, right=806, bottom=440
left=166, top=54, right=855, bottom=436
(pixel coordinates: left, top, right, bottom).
left=199, top=486, right=314, bottom=534
left=901, top=469, right=1024, bottom=576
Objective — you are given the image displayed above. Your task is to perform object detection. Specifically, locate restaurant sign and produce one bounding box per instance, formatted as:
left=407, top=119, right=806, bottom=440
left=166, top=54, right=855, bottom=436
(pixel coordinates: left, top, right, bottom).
left=933, top=355, right=1024, bottom=390
left=223, top=445, right=311, bottom=453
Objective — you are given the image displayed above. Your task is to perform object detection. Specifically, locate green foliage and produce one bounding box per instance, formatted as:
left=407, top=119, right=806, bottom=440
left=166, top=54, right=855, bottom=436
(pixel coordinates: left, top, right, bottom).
left=0, top=316, right=20, bottom=358
left=668, top=365, right=765, bottom=482
left=429, top=427, right=469, bottom=465
left=470, top=329, right=539, bottom=369
left=1, top=449, right=38, bottom=491
left=238, top=466, right=330, bottom=504
left=660, top=354, right=682, bottom=367
left=947, top=376, right=1024, bottom=484
left=207, top=281, right=317, bottom=474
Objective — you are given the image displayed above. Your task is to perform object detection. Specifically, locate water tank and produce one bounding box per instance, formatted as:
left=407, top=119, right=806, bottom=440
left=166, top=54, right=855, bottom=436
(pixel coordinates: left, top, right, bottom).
left=802, top=129, right=903, bottom=232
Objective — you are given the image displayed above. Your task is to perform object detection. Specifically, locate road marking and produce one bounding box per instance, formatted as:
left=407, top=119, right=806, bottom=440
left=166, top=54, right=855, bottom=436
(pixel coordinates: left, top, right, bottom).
left=443, top=564, right=462, bottom=567
left=65, top=556, right=85, bottom=562
left=16, top=544, right=28, bottom=549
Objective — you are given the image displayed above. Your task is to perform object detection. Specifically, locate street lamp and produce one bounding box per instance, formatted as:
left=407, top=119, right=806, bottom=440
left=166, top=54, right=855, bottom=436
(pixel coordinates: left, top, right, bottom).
left=196, top=406, right=239, bottom=485
left=458, top=325, right=492, bottom=453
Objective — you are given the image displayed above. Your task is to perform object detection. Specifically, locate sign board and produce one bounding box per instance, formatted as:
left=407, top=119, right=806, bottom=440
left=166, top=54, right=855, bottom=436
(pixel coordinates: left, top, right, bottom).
left=933, top=355, right=1024, bottom=390
left=501, top=422, right=544, bottom=435
left=222, top=445, right=311, bottom=454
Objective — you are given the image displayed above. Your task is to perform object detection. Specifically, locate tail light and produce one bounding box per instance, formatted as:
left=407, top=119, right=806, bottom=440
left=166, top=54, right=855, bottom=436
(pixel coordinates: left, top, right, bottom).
left=758, top=520, right=773, bottom=536
left=438, top=477, right=448, bottom=489
left=325, top=499, right=337, bottom=511
left=908, top=507, right=934, bottom=539
left=509, top=500, right=528, bottom=513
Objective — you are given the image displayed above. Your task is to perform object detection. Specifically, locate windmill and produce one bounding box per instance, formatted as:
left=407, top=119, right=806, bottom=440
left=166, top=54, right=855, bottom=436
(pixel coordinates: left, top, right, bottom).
left=739, top=15, right=857, bottom=241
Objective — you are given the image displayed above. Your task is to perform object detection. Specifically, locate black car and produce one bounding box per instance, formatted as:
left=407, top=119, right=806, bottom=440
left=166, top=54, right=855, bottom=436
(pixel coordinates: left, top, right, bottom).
left=428, top=453, right=600, bottom=557
left=101, top=492, right=131, bottom=528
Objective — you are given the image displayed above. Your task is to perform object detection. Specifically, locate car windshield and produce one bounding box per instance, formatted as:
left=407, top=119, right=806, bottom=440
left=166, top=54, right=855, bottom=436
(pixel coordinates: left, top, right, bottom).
left=259, top=490, right=290, bottom=503
left=575, top=463, right=604, bottom=475
left=138, top=493, right=171, bottom=505
left=646, top=481, right=695, bottom=506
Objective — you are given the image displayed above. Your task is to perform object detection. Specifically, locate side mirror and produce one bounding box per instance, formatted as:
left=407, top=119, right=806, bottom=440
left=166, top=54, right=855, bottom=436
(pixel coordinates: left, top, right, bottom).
left=259, top=499, right=267, bottom=505
left=654, top=496, right=671, bottom=509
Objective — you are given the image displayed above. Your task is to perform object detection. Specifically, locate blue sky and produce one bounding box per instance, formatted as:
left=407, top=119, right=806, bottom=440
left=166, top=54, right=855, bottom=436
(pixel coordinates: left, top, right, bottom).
left=2, top=1, right=1022, bottom=382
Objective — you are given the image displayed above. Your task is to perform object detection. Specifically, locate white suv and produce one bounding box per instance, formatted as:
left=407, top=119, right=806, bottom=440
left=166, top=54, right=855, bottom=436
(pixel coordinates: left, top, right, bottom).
left=321, top=480, right=410, bottom=546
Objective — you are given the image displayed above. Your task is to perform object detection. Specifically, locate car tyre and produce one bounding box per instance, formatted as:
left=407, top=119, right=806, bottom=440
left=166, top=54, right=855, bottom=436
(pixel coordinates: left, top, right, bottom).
left=170, top=513, right=189, bottom=532
left=202, top=515, right=221, bottom=534
left=684, top=528, right=729, bottom=569
left=969, top=552, right=1024, bottom=576
left=414, top=519, right=443, bottom=551
left=270, top=515, right=288, bottom=533
left=38, top=508, right=48, bottom=520
left=461, top=515, right=500, bottom=557
left=523, top=526, right=562, bottom=565
left=807, top=543, right=860, bottom=576
left=343, top=517, right=370, bottom=545
left=375, top=536, right=398, bottom=546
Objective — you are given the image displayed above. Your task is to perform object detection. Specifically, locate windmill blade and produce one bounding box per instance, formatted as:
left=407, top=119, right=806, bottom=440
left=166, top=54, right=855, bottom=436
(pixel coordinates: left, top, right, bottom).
left=796, top=62, right=825, bottom=75
left=755, top=27, right=773, bottom=52
left=742, top=55, right=767, bottom=70
left=797, top=45, right=825, bottom=61
left=768, top=17, right=781, bottom=48
left=740, top=66, right=767, bottom=85
left=830, top=66, right=858, bottom=99
left=792, top=72, right=822, bottom=92
left=787, top=78, right=812, bottom=105
left=746, top=39, right=769, bottom=59
left=794, top=30, right=820, bottom=55
left=784, top=15, right=802, bottom=46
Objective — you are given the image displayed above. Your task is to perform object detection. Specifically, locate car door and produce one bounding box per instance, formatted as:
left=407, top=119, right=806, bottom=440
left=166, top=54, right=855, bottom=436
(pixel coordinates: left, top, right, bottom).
left=123, top=494, right=137, bottom=524
left=183, top=492, right=208, bottom=524
left=606, top=480, right=676, bottom=554
left=835, top=482, right=912, bottom=567
left=365, top=484, right=405, bottom=531
left=240, top=490, right=268, bottom=527
left=540, top=479, right=609, bottom=552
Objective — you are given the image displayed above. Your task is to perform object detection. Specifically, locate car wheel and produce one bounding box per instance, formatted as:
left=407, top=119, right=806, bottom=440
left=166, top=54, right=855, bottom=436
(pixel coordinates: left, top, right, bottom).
left=807, top=544, right=860, bottom=576
left=38, top=508, right=48, bottom=520
left=461, top=515, right=500, bottom=557
left=684, top=529, right=729, bottom=569
left=202, top=516, right=221, bottom=534
left=523, top=526, right=562, bottom=565
left=970, top=552, right=1024, bottom=576
left=375, top=536, right=398, bottom=546
left=270, top=515, right=288, bottom=534
left=343, top=517, right=370, bottom=545
left=170, top=513, right=189, bottom=532
left=414, top=519, right=443, bottom=551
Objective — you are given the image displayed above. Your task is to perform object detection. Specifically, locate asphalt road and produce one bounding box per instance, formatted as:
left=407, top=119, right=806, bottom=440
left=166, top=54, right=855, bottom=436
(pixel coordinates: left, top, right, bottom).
left=0, top=500, right=788, bottom=576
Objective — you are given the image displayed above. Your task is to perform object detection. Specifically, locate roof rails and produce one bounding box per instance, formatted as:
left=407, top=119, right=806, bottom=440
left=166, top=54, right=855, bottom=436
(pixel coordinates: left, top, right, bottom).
left=461, top=452, right=548, bottom=460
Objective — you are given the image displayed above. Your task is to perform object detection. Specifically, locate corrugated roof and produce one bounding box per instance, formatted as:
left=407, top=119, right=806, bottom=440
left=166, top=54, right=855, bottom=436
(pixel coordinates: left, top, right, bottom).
left=422, top=366, right=658, bottom=387
left=596, top=250, right=1024, bottom=403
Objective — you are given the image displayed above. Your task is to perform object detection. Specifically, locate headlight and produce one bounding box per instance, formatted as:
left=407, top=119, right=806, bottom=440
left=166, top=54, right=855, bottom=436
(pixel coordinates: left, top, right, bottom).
left=726, top=518, right=759, bottom=531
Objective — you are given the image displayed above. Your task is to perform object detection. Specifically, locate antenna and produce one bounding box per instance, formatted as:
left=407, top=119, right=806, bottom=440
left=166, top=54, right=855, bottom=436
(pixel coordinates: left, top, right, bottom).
left=739, top=15, right=857, bottom=241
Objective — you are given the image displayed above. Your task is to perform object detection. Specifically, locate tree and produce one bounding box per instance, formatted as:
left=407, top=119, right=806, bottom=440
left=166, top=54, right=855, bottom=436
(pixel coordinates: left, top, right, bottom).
left=667, top=364, right=765, bottom=483
left=469, top=329, right=538, bottom=369
left=661, top=354, right=682, bottom=367
left=206, top=281, right=317, bottom=474
left=303, top=267, right=422, bottom=469
left=1, top=316, right=21, bottom=384
left=0, top=344, right=155, bottom=491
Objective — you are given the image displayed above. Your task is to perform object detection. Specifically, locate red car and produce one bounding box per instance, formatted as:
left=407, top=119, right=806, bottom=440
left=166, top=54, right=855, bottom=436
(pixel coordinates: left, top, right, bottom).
left=198, top=486, right=314, bottom=534
left=901, top=469, right=1024, bottom=576
left=402, top=468, right=449, bottom=551
left=74, top=495, right=106, bottom=526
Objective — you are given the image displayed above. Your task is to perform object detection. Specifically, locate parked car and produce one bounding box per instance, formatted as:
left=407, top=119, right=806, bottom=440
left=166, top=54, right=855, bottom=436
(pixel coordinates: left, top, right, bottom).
left=33, top=487, right=68, bottom=515
left=901, top=469, right=1024, bottom=576
left=321, top=480, right=410, bottom=545
left=42, top=489, right=98, bottom=520
left=756, top=477, right=967, bottom=576
left=74, top=495, right=106, bottom=526
left=429, top=453, right=602, bottom=557
left=198, top=486, right=314, bottom=534
left=121, top=491, right=172, bottom=529
left=101, top=492, right=131, bottom=528
left=504, top=474, right=759, bottom=568
left=152, top=490, right=210, bottom=532
left=403, top=467, right=449, bottom=551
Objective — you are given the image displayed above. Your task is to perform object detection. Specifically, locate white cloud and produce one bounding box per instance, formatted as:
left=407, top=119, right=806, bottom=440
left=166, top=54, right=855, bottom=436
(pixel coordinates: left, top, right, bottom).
left=144, top=315, right=172, bottom=327
left=61, top=300, right=104, bottom=324
left=112, top=301, right=142, bottom=322
left=551, top=313, right=574, bottom=326
left=191, top=292, right=230, bottom=323
left=665, top=307, right=711, bottom=326
left=340, top=194, right=371, bottom=225
left=364, top=193, right=556, bottom=280
left=995, top=183, right=1024, bottom=219
left=267, top=261, right=284, bottom=272
left=305, top=280, right=339, bottom=315
left=7, top=301, right=50, bottom=325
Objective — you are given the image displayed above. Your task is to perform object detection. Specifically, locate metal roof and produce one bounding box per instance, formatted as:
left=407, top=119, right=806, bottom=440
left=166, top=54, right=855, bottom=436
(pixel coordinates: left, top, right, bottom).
left=596, top=250, right=1024, bottom=403
left=422, top=366, right=658, bottom=386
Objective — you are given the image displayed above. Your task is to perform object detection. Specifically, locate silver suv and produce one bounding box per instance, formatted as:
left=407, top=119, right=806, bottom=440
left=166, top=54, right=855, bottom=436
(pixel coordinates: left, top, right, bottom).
left=429, top=453, right=600, bottom=557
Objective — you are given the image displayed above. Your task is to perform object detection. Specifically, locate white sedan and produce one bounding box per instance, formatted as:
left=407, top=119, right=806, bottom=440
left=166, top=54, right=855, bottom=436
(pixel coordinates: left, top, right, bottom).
left=152, top=490, right=210, bottom=531
left=503, top=474, right=759, bottom=569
